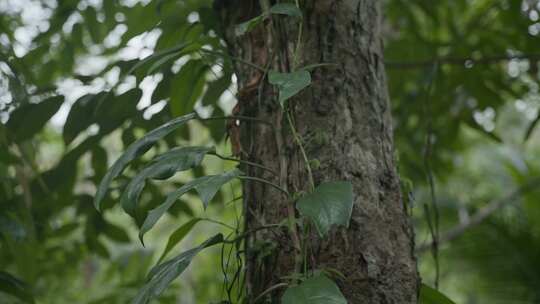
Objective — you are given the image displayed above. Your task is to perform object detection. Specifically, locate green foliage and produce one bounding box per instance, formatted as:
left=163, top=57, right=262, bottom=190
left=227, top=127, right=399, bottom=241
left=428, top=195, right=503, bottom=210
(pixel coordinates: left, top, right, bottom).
left=235, top=2, right=302, bottom=36
left=120, top=146, right=214, bottom=217
left=419, top=284, right=456, bottom=304
left=132, top=234, right=223, bottom=304
left=1, top=0, right=539, bottom=302
left=269, top=3, right=303, bottom=18
left=296, top=182, right=353, bottom=236
left=6, top=96, right=63, bottom=142
left=0, top=272, right=35, bottom=304
left=94, top=113, right=196, bottom=211
left=281, top=275, right=347, bottom=304
left=235, top=16, right=265, bottom=36
left=158, top=218, right=202, bottom=263
left=139, top=169, right=241, bottom=243
left=268, top=70, right=312, bottom=107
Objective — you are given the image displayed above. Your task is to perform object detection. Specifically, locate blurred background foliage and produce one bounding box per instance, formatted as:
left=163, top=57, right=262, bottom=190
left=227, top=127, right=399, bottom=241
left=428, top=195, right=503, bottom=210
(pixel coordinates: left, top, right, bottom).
left=0, top=0, right=539, bottom=303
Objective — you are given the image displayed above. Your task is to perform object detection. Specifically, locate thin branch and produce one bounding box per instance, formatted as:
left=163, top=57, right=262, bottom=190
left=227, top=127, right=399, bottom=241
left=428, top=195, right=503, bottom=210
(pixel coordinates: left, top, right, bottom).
left=200, top=218, right=237, bottom=230
left=222, top=224, right=283, bottom=244
left=237, top=175, right=290, bottom=196
left=199, top=48, right=266, bottom=72
left=197, top=115, right=274, bottom=127
left=286, top=111, right=315, bottom=191
left=386, top=54, right=540, bottom=69
left=416, top=177, right=540, bottom=253
left=208, top=152, right=277, bottom=176
left=253, top=283, right=288, bottom=303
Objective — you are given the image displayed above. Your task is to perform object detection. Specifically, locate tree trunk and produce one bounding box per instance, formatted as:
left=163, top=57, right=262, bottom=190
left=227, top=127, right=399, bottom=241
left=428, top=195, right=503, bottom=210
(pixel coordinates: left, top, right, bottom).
left=220, top=0, right=418, bottom=303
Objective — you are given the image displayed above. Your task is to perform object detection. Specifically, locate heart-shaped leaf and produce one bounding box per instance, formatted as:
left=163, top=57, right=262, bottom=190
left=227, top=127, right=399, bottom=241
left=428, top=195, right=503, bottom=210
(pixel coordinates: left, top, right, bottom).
left=419, top=283, right=456, bottom=304
left=139, top=169, right=241, bottom=243
left=282, top=274, right=346, bottom=304
left=296, top=181, right=353, bottom=236
left=132, top=234, right=223, bottom=304
left=120, top=146, right=213, bottom=217
left=268, top=70, right=311, bottom=107
left=94, top=113, right=196, bottom=211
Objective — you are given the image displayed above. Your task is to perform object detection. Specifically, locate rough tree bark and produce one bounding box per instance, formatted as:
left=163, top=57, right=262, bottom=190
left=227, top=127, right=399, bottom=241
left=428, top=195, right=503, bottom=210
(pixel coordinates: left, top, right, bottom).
left=219, top=0, right=418, bottom=303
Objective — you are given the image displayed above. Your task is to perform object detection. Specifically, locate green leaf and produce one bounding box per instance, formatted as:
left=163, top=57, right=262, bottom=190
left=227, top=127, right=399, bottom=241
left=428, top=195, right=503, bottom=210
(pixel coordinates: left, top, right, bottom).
left=235, top=3, right=302, bottom=36
left=201, top=73, right=231, bottom=106
left=126, top=42, right=192, bottom=77
left=0, top=271, right=35, bottom=304
left=282, top=275, right=346, bottom=304
left=6, top=95, right=64, bottom=141
left=169, top=60, right=208, bottom=117
left=120, top=146, right=214, bottom=217
left=96, top=89, right=141, bottom=134
left=524, top=114, right=540, bottom=142
left=83, top=6, right=105, bottom=44
left=139, top=169, right=241, bottom=243
left=63, top=93, right=100, bottom=144
left=91, top=146, right=108, bottom=179
left=103, top=222, right=131, bottom=243
left=147, top=52, right=181, bottom=74
left=132, top=234, right=223, bottom=304
left=268, top=70, right=311, bottom=107
left=419, top=284, right=456, bottom=304
left=235, top=15, right=264, bottom=36
left=269, top=3, right=303, bottom=18
left=465, top=119, right=503, bottom=143
left=192, top=169, right=241, bottom=209
left=296, top=181, right=353, bottom=236
left=157, top=218, right=201, bottom=263
left=93, top=113, right=196, bottom=211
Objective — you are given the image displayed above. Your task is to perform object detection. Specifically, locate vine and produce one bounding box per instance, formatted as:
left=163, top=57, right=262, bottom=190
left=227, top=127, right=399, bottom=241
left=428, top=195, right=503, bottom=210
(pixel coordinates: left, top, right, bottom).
left=92, top=2, right=353, bottom=303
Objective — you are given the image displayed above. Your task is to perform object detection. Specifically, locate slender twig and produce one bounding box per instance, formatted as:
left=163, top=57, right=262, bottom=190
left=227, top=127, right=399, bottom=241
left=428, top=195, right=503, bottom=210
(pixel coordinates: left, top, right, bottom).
left=286, top=111, right=315, bottom=191
left=208, top=152, right=277, bottom=176
left=292, top=0, right=303, bottom=69
left=417, top=177, right=540, bottom=253
left=199, top=48, right=266, bottom=72
left=236, top=176, right=290, bottom=196
left=300, top=62, right=337, bottom=71
left=253, top=283, right=288, bottom=303
left=197, top=114, right=274, bottom=127
left=285, top=0, right=312, bottom=283
left=222, top=224, right=283, bottom=244
left=386, top=53, right=540, bottom=69
left=200, top=217, right=236, bottom=230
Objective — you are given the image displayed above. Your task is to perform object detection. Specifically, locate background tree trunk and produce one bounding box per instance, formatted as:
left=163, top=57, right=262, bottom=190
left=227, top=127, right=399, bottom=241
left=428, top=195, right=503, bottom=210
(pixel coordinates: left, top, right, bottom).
left=220, top=0, right=418, bottom=302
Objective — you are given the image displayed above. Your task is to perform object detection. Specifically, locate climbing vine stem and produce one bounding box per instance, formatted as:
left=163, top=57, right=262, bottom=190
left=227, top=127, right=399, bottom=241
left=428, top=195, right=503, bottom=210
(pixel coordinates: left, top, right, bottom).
left=286, top=111, right=315, bottom=191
